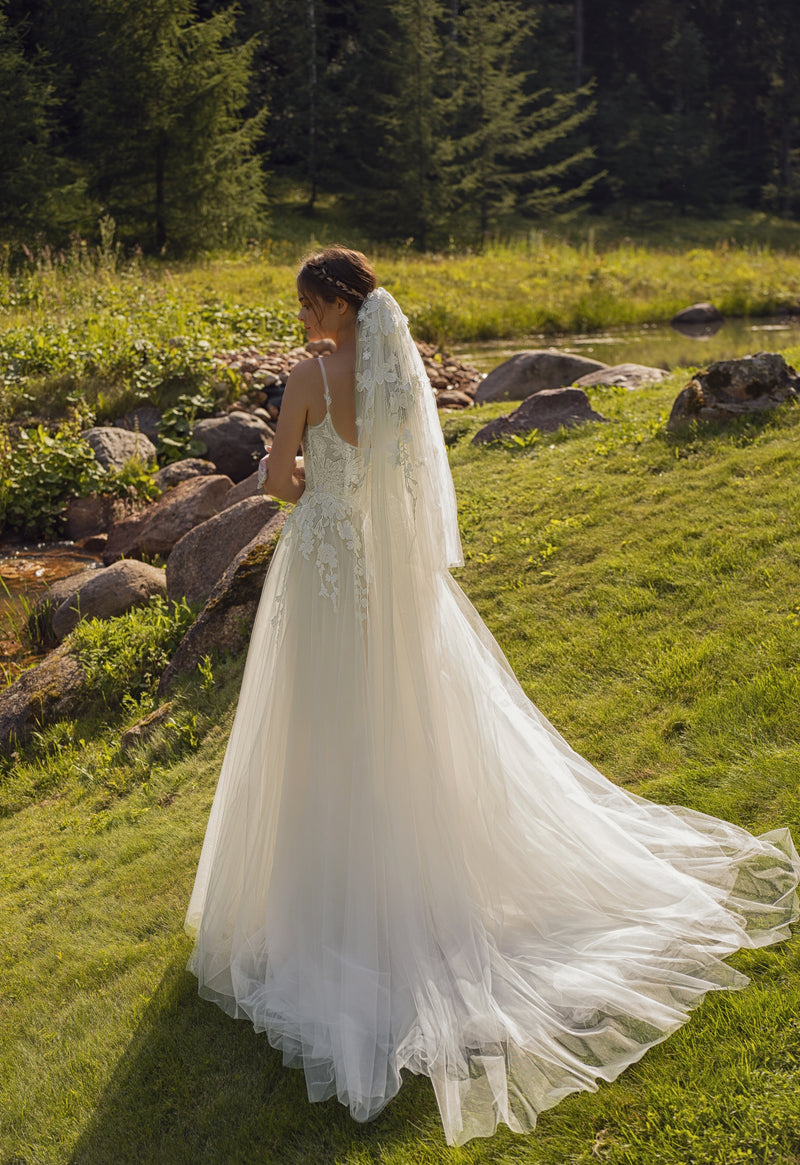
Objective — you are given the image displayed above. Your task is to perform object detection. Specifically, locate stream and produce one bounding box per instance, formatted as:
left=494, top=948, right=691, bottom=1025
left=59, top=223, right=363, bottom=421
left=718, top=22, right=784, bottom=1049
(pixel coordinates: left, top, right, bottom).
left=0, top=543, right=101, bottom=682
left=454, top=313, right=800, bottom=373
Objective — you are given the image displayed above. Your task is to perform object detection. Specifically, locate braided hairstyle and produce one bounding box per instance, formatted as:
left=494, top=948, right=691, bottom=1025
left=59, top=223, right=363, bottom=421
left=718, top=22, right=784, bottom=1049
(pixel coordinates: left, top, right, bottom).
left=297, top=246, right=378, bottom=319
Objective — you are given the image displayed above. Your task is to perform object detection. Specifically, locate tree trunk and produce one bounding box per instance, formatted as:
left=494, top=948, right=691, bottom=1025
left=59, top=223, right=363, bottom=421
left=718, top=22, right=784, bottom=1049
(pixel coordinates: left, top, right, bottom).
left=574, top=0, right=584, bottom=89
left=155, top=142, right=166, bottom=252
left=307, top=0, right=318, bottom=212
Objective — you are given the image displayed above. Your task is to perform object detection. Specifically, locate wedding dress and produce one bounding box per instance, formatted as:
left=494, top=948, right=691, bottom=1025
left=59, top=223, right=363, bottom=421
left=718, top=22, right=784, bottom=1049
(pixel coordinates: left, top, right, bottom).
left=185, top=289, right=800, bottom=1147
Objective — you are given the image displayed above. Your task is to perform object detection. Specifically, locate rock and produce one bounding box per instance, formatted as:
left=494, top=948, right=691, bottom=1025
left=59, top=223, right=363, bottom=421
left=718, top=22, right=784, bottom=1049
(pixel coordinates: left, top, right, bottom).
left=120, top=701, right=176, bottom=753
left=436, top=389, right=474, bottom=408
left=166, top=497, right=281, bottom=605
left=668, top=352, right=800, bottom=431
left=671, top=302, right=723, bottom=326
left=153, top=459, right=217, bottom=491
left=103, top=474, right=233, bottom=564
left=472, top=388, right=609, bottom=445
left=475, top=350, right=608, bottom=404
left=65, top=494, right=141, bottom=541
left=82, top=426, right=157, bottom=470
left=0, top=642, right=89, bottom=755
left=113, top=406, right=161, bottom=443
left=27, top=567, right=101, bottom=645
left=159, top=512, right=286, bottom=692
left=193, top=411, right=272, bottom=482
left=52, top=559, right=168, bottom=640
left=222, top=471, right=261, bottom=508
left=573, top=363, right=669, bottom=391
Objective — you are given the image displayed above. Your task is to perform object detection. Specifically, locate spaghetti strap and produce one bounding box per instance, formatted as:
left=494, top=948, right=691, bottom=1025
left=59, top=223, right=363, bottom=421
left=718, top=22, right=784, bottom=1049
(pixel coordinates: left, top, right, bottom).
left=318, top=358, right=331, bottom=411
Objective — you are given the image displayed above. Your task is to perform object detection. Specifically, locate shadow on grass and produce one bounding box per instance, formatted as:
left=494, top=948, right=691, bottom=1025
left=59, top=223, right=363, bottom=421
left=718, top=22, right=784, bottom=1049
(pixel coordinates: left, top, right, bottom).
left=68, top=955, right=443, bottom=1165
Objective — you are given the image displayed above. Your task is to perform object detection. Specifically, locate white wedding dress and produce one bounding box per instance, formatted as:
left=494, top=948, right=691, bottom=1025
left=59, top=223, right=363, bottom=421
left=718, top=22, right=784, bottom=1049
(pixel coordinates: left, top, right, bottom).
left=185, top=290, right=799, bottom=1147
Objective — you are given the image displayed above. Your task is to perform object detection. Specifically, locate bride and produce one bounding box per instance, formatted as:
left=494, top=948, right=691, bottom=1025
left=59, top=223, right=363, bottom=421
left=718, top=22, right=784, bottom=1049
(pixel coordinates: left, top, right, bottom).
left=185, top=246, right=800, bottom=1147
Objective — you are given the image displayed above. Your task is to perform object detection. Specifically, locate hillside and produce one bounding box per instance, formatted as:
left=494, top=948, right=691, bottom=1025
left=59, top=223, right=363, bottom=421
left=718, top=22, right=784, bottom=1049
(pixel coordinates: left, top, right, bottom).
left=3, top=359, right=800, bottom=1165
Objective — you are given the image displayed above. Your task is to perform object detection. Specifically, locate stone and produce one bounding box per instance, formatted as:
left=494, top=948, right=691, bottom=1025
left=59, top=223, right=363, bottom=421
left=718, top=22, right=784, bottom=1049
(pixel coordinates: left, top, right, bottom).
left=52, top=559, right=168, bottom=640
left=159, top=512, right=286, bottom=692
left=436, top=389, right=475, bottom=408
left=113, top=406, right=161, bottom=443
left=671, top=302, right=723, bottom=326
left=573, top=363, right=669, bottom=391
left=153, top=459, right=217, bottom=491
left=166, top=496, right=281, bottom=605
left=472, top=388, right=609, bottom=445
left=667, top=352, right=800, bottom=431
left=193, top=411, right=272, bottom=482
left=475, top=349, right=608, bottom=404
left=103, top=474, right=233, bottom=564
left=222, top=471, right=261, bottom=508
left=82, top=426, right=157, bottom=470
left=0, top=642, right=89, bottom=756
left=27, top=567, right=101, bottom=645
left=64, top=494, right=141, bottom=541
left=120, top=701, right=176, bottom=752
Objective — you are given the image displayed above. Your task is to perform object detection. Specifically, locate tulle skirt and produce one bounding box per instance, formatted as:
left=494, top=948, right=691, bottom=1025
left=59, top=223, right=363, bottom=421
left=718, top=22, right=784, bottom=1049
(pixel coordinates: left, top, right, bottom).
left=185, top=512, right=799, bottom=1146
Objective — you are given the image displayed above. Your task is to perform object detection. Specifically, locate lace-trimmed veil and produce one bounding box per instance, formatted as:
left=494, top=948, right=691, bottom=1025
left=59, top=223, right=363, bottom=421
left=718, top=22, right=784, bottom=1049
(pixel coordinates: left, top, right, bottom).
left=355, top=288, right=463, bottom=578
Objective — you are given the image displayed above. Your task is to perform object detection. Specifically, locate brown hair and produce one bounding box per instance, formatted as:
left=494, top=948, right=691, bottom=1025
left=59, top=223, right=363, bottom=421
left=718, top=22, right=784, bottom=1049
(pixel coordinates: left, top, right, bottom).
left=297, top=246, right=377, bottom=316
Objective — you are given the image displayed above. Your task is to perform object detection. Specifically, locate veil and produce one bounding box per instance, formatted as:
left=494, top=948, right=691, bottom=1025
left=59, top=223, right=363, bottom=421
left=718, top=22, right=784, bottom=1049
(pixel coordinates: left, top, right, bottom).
left=354, top=288, right=463, bottom=577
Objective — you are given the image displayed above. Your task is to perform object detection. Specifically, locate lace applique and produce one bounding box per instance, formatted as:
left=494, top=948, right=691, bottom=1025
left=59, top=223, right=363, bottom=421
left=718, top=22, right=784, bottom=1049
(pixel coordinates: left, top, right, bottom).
left=271, top=412, right=368, bottom=627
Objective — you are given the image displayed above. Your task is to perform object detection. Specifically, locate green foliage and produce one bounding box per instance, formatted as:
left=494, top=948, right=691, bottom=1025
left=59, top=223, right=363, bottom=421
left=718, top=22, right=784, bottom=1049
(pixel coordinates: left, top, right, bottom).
left=155, top=388, right=218, bottom=464
left=0, top=416, right=101, bottom=537
left=0, top=410, right=162, bottom=538
left=69, top=595, right=195, bottom=709
left=78, top=0, right=266, bottom=252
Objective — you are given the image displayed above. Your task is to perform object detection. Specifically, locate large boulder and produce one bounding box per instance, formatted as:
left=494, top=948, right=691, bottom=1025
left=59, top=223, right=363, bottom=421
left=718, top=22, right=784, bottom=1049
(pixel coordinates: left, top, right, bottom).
left=82, top=426, right=157, bottom=470
left=475, top=350, right=608, bottom=404
left=472, top=388, right=609, bottom=445
left=103, top=474, right=233, bottom=564
left=667, top=352, right=800, bottom=431
left=166, top=496, right=281, bottom=605
left=573, top=363, right=669, bottom=391
left=64, top=494, right=141, bottom=541
left=27, top=567, right=101, bottom=645
left=223, top=470, right=261, bottom=508
left=671, top=302, right=723, bottom=326
left=159, top=512, right=286, bottom=692
left=153, top=458, right=217, bottom=491
left=0, top=642, right=89, bottom=755
left=193, top=411, right=272, bottom=482
left=51, top=559, right=167, bottom=640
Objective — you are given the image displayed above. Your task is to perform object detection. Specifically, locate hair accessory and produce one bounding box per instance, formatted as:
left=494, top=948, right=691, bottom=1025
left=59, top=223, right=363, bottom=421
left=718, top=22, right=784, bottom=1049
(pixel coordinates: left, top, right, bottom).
left=307, top=261, right=364, bottom=301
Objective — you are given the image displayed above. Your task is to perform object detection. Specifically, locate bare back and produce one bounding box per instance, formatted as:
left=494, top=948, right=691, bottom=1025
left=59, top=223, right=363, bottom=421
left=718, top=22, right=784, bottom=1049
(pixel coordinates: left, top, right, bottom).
left=305, top=352, right=358, bottom=446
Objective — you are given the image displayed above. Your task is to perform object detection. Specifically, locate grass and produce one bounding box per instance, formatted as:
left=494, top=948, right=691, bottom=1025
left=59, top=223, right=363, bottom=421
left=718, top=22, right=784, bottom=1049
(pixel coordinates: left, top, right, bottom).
left=3, top=340, right=800, bottom=1163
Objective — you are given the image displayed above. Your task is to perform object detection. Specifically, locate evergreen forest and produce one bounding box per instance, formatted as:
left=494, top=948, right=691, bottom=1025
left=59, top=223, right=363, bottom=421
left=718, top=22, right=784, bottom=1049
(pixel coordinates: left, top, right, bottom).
left=0, top=0, right=798, bottom=252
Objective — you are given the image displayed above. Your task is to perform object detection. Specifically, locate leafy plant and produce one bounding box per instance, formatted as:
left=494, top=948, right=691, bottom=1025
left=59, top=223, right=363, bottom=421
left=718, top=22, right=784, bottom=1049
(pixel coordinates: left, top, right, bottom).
left=70, top=595, right=195, bottom=709
left=155, top=388, right=218, bottom=464
left=0, top=417, right=102, bottom=537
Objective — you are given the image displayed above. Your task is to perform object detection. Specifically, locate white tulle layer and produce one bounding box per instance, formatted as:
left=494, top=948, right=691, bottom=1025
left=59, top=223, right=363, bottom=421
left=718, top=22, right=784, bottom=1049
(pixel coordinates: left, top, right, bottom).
left=186, top=514, right=800, bottom=1147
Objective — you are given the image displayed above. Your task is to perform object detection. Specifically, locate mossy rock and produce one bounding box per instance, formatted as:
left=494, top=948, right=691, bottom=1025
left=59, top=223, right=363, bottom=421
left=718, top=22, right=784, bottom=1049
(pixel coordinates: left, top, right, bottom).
left=158, top=513, right=286, bottom=693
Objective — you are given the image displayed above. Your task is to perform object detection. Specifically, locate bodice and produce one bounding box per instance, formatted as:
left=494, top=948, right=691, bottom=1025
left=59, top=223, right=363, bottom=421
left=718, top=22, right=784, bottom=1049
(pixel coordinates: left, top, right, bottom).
left=274, top=362, right=368, bottom=622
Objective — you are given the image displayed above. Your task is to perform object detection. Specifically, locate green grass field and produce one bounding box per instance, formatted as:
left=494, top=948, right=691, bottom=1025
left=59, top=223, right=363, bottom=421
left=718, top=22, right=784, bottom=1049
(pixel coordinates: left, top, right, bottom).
left=3, top=340, right=800, bottom=1163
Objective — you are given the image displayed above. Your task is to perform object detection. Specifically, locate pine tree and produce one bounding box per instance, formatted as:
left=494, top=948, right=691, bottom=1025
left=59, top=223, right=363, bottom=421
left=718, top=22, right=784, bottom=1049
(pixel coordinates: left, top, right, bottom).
left=78, top=0, right=266, bottom=252
left=0, top=8, right=57, bottom=234
left=345, top=0, right=451, bottom=249
left=444, top=0, right=597, bottom=239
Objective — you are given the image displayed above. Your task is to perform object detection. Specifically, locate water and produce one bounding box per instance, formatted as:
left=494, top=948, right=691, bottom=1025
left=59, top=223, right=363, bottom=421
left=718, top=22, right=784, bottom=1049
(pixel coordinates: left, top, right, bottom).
left=454, top=315, right=800, bottom=374
left=0, top=543, right=101, bottom=683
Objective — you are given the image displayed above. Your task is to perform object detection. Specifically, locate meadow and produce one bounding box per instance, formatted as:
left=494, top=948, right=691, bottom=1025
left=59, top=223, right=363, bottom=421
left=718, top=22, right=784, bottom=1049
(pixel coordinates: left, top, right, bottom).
left=3, top=338, right=800, bottom=1162
left=3, top=208, right=800, bottom=427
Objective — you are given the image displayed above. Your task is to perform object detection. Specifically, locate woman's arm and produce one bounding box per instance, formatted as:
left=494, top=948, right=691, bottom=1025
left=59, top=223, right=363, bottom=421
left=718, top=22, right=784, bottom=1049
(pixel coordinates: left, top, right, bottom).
left=260, top=365, right=312, bottom=503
